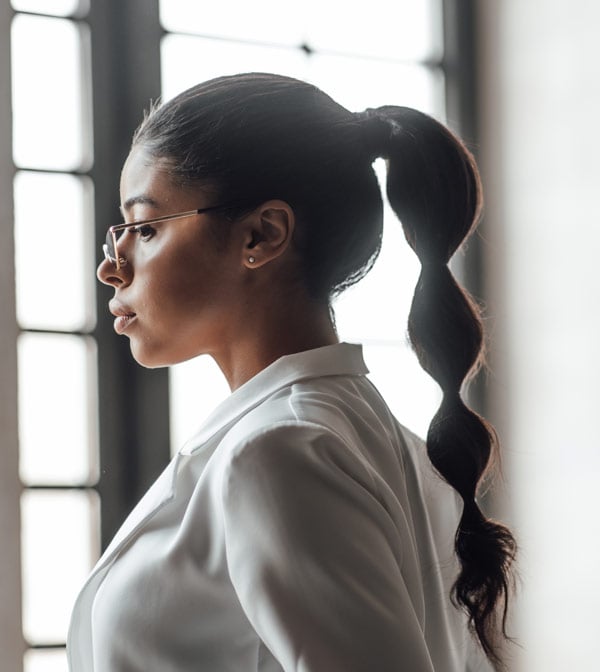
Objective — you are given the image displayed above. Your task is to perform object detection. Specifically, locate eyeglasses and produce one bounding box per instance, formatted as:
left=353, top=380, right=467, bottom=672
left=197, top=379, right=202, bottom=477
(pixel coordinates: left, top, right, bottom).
left=103, top=204, right=230, bottom=270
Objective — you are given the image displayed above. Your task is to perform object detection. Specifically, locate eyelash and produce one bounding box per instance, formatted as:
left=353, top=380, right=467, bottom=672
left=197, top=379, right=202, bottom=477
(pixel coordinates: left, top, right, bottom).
left=130, top=224, right=156, bottom=241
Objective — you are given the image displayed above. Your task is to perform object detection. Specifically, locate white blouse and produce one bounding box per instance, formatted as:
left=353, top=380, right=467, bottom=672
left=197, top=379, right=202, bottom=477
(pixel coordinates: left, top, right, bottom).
left=67, top=342, right=492, bottom=672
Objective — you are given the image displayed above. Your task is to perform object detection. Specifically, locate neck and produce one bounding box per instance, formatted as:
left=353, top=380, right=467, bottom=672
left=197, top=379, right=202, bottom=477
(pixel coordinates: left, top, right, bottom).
left=213, top=293, right=338, bottom=391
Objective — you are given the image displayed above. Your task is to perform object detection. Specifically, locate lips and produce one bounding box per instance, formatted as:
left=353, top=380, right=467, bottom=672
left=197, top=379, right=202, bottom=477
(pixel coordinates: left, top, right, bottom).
left=113, top=313, right=137, bottom=334
left=109, top=300, right=137, bottom=335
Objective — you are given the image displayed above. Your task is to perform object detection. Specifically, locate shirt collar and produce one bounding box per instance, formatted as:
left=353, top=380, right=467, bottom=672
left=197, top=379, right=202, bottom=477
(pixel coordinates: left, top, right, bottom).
left=179, top=342, right=368, bottom=454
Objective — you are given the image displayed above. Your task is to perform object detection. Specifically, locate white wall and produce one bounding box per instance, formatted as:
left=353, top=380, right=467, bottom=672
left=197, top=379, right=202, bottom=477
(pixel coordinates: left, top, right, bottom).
left=479, top=2, right=600, bottom=669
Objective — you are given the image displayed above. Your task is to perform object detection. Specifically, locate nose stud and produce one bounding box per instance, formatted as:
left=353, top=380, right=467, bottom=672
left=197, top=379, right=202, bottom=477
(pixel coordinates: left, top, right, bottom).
left=248, top=256, right=256, bottom=264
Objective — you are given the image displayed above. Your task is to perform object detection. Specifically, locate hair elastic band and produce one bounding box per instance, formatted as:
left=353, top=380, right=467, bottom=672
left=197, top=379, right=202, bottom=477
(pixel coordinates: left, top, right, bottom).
left=355, top=108, right=392, bottom=160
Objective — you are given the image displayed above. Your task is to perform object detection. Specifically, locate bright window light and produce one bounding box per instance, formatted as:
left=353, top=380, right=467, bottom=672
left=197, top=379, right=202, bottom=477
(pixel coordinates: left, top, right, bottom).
left=11, top=0, right=88, bottom=16
left=14, top=171, right=95, bottom=332
left=332, top=182, right=421, bottom=344
left=11, top=14, right=92, bottom=170
left=363, top=343, right=442, bottom=438
left=18, top=333, right=98, bottom=486
left=21, top=489, right=100, bottom=644
left=303, top=0, right=442, bottom=61
left=169, top=355, right=230, bottom=455
left=160, top=0, right=442, bottom=62
left=306, top=56, right=444, bottom=117
left=160, top=0, right=305, bottom=47
left=24, top=649, right=68, bottom=672
left=161, top=34, right=308, bottom=102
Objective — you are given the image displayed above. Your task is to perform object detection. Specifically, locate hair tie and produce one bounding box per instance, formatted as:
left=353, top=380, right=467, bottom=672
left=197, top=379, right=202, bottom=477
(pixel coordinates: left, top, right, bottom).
left=420, top=257, right=450, bottom=270
left=355, top=108, right=392, bottom=160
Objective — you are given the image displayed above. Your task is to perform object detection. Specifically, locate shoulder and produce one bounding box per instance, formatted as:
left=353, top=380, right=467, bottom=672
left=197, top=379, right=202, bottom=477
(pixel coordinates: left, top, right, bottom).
left=219, top=418, right=409, bottom=570
left=217, top=416, right=393, bottom=533
left=219, top=375, right=369, bottom=460
left=222, top=418, right=360, bottom=487
left=219, top=373, right=394, bottom=477
left=211, top=375, right=420, bottom=522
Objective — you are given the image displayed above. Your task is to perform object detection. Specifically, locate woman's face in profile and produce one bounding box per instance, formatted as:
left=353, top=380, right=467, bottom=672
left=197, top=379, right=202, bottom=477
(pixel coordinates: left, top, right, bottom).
left=96, top=146, right=248, bottom=369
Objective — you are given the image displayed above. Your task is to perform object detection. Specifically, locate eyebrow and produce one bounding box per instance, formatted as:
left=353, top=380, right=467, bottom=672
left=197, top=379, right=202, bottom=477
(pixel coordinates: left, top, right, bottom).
left=120, top=195, right=161, bottom=217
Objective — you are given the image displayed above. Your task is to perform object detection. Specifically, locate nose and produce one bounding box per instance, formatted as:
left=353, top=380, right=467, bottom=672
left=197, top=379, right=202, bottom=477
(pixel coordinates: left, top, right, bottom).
left=97, top=255, right=130, bottom=287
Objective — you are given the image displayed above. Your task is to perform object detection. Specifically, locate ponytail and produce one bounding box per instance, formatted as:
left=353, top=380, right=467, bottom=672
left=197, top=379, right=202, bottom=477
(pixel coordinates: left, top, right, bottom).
left=362, top=106, right=517, bottom=668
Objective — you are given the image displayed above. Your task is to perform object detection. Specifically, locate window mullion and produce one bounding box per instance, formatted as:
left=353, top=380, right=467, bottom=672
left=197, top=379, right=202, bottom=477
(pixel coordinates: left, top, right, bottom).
left=442, top=0, right=490, bottom=491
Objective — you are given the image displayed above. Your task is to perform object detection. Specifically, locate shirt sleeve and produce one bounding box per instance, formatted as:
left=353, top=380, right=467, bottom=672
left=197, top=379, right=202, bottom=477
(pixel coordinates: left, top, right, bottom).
left=221, top=421, right=435, bottom=672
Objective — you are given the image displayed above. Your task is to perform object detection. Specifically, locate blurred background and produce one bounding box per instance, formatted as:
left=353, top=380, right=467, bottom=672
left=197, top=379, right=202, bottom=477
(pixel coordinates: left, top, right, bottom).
left=0, top=1, right=598, bottom=670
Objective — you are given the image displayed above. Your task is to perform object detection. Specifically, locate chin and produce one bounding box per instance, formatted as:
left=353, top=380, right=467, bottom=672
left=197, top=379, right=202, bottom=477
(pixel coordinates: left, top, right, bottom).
left=129, top=341, right=200, bottom=369
left=129, top=342, right=172, bottom=369
left=132, top=356, right=169, bottom=370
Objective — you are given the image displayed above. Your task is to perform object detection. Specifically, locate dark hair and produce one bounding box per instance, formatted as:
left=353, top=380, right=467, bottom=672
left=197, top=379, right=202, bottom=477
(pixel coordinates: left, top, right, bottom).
left=133, top=72, right=516, bottom=667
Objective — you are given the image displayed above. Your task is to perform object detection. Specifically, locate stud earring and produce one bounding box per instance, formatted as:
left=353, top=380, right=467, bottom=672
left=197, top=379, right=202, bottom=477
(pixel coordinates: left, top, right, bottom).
left=248, top=256, right=256, bottom=264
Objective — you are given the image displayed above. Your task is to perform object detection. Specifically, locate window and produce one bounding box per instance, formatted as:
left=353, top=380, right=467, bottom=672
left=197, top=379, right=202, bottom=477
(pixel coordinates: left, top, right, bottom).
left=9, top=3, right=99, bottom=669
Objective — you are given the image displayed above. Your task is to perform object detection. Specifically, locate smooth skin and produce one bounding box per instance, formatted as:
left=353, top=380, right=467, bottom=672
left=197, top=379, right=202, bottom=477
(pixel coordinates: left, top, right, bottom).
left=97, top=146, right=338, bottom=390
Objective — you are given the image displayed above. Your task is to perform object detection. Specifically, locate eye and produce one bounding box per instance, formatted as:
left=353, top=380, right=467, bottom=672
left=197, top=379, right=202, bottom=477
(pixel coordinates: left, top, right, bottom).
left=131, top=224, right=156, bottom=241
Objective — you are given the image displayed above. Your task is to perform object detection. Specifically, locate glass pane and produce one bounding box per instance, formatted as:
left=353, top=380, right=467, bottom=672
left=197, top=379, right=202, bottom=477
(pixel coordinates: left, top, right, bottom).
left=169, top=355, right=230, bottom=455
left=160, top=0, right=304, bottom=47
left=333, top=163, right=422, bottom=343
left=304, top=0, right=442, bottom=61
left=161, top=34, right=308, bottom=102
left=160, top=0, right=441, bottom=61
left=162, top=37, right=443, bottom=115
left=363, top=343, right=441, bottom=439
left=14, top=171, right=95, bottom=331
left=307, top=56, right=444, bottom=117
left=162, top=37, right=442, bottom=117
left=18, top=333, right=98, bottom=486
left=12, top=0, right=88, bottom=17
left=11, top=15, right=92, bottom=170
left=24, top=648, right=68, bottom=672
left=21, top=489, right=100, bottom=644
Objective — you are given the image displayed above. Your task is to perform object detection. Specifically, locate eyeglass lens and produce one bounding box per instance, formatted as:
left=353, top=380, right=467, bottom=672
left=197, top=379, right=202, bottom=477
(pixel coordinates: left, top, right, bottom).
left=105, top=230, right=116, bottom=261
left=105, top=228, right=129, bottom=262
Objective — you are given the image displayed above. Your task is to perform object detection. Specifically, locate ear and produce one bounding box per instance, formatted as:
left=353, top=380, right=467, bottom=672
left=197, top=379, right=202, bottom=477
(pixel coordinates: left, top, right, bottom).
left=240, top=200, right=295, bottom=269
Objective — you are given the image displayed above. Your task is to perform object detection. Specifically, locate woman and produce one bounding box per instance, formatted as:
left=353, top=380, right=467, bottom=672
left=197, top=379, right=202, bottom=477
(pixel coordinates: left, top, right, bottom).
left=68, top=72, right=516, bottom=672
